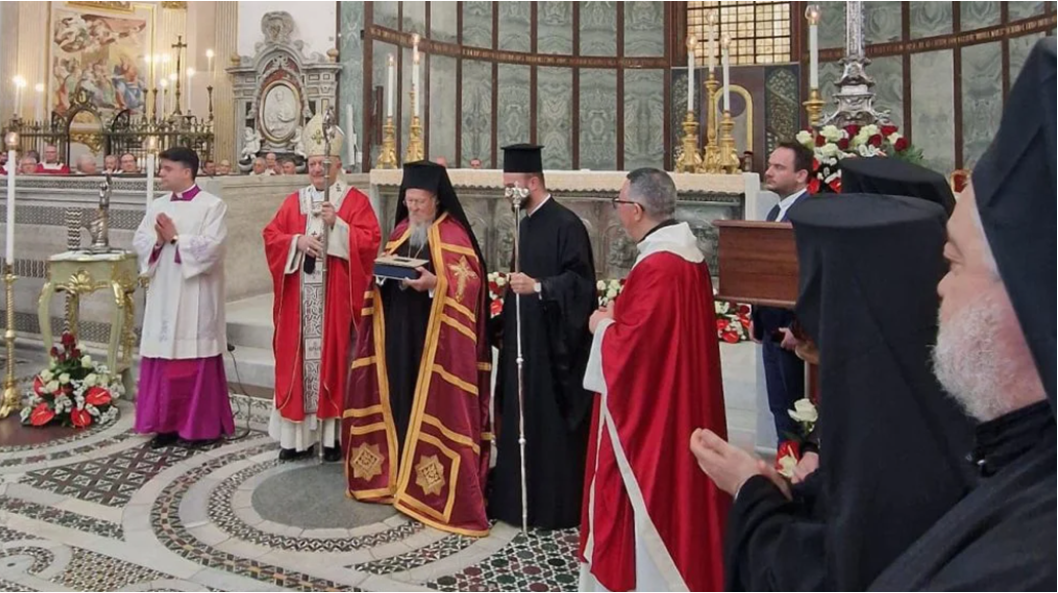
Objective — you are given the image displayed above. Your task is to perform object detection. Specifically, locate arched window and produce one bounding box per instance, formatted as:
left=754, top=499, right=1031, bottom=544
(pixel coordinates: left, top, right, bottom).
left=687, top=2, right=792, bottom=65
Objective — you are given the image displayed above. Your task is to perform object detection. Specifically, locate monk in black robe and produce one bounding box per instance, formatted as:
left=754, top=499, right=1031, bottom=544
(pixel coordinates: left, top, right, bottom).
left=870, top=38, right=1056, bottom=591
left=694, top=193, right=976, bottom=590
left=488, top=143, right=597, bottom=530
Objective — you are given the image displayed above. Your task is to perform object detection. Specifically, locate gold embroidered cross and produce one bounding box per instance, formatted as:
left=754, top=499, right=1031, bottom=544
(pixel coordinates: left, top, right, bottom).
left=350, top=443, right=384, bottom=481
left=415, top=455, right=446, bottom=496
left=447, top=255, right=478, bottom=302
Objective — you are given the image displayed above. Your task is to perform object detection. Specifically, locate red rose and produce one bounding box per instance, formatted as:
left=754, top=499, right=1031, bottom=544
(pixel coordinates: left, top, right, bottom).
left=814, top=135, right=826, bottom=147
left=837, top=137, right=850, bottom=150
left=869, top=134, right=883, bottom=147
left=71, top=349, right=81, bottom=359
left=807, top=177, right=821, bottom=194
left=716, top=318, right=729, bottom=332
left=85, top=386, right=112, bottom=407
left=830, top=177, right=843, bottom=193
left=894, top=137, right=909, bottom=152
left=811, top=158, right=821, bottom=172
left=844, top=124, right=860, bottom=137
left=738, top=304, right=751, bottom=316
left=33, top=376, right=46, bottom=395
left=30, top=403, right=55, bottom=427
left=70, top=407, right=92, bottom=428
left=61, top=332, right=76, bottom=347
left=739, top=316, right=751, bottom=329
left=50, top=346, right=60, bottom=359
left=721, top=330, right=740, bottom=344
left=490, top=299, right=503, bottom=317
left=775, top=440, right=801, bottom=467
left=880, top=125, right=898, bottom=137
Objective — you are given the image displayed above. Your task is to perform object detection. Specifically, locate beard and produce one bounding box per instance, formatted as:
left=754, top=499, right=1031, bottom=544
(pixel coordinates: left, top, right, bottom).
left=932, top=294, right=1014, bottom=422
left=408, top=220, right=431, bottom=250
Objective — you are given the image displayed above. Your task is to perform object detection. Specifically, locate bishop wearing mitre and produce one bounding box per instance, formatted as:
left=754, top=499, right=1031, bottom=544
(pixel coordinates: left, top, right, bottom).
left=263, top=112, right=382, bottom=462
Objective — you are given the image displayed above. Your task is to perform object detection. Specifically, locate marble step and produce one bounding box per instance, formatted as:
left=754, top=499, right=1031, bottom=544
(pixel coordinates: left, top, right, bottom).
left=225, top=294, right=275, bottom=351
left=222, top=344, right=275, bottom=394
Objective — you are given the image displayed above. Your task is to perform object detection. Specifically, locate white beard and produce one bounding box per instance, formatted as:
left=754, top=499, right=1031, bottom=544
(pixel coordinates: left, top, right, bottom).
left=408, top=221, right=431, bottom=250
left=932, top=294, right=1014, bottom=422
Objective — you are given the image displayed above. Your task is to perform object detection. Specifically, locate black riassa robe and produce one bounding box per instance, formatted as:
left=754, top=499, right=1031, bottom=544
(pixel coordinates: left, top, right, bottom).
left=870, top=402, right=1057, bottom=591
left=379, top=241, right=434, bottom=458
left=489, top=197, right=596, bottom=530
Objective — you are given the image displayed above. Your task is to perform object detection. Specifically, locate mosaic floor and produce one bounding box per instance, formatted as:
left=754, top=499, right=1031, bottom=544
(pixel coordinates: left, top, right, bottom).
left=0, top=402, right=581, bottom=592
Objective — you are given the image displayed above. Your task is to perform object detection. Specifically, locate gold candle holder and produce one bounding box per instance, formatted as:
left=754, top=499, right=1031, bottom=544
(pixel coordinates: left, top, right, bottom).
left=702, top=73, right=721, bottom=173
left=803, top=87, right=824, bottom=128
left=0, top=264, right=20, bottom=419
left=718, top=110, right=740, bottom=175
left=376, top=115, right=399, bottom=169
left=675, top=112, right=704, bottom=174
left=405, top=115, right=425, bottom=164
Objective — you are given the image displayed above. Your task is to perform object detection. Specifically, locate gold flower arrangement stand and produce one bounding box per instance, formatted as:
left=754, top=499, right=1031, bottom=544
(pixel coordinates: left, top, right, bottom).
left=37, top=251, right=141, bottom=393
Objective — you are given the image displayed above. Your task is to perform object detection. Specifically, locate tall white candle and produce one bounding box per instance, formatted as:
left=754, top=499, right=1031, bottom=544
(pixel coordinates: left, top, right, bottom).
left=687, top=36, right=696, bottom=112
left=707, top=13, right=717, bottom=75
left=346, top=104, right=355, bottom=164
left=159, top=79, right=168, bottom=114
left=186, top=68, right=195, bottom=112
left=5, top=148, right=16, bottom=265
left=722, top=36, right=732, bottom=112
left=412, top=52, right=421, bottom=117
left=146, top=153, right=156, bottom=208
left=806, top=5, right=821, bottom=89
left=206, top=49, right=215, bottom=82
left=13, top=76, right=25, bottom=118
left=386, top=54, right=395, bottom=118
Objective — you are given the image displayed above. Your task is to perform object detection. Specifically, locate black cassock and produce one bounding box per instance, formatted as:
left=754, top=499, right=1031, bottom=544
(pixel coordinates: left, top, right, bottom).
left=869, top=403, right=1056, bottom=591
left=488, top=197, right=596, bottom=530
left=380, top=242, right=434, bottom=458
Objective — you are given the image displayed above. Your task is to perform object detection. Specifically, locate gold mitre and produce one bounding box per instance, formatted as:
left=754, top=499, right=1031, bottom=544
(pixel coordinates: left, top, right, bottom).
left=302, top=111, right=345, bottom=157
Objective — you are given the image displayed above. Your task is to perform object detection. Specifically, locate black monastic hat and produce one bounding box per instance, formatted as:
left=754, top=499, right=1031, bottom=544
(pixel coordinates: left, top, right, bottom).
left=396, top=160, right=487, bottom=272
left=502, top=144, right=544, bottom=173
left=971, top=38, right=1056, bottom=405
left=840, top=156, right=955, bottom=215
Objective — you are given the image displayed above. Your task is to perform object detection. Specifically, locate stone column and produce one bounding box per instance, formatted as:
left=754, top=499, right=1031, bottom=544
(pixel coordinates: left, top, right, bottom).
left=212, top=1, right=239, bottom=163
left=0, top=2, right=19, bottom=122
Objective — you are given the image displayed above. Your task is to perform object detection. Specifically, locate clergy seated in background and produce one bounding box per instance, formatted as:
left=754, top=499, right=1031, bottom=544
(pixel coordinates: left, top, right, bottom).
left=216, top=160, right=232, bottom=176
left=104, top=154, right=120, bottom=175
left=870, top=37, right=1056, bottom=591
left=36, top=144, right=70, bottom=175
left=119, top=153, right=140, bottom=175
left=281, top=158, right=297, bottom=175
left=262, top=113, right=381, bottom=462
left=201, top=159, right=216, bottom=177
left=18, top=156, right=39, bottom=175
left=131, top=147, right=234, bottom=449
left=489, top=144, right=597, bottom=531
left=343, top=161, right=492, bottom=536
left=250, top=157, right=272, bottom=176
left=266, top=152, right=281, bottom=175
left=578, top=169, right=730, bottom=592
left=75, top=154, right=99, bottom=176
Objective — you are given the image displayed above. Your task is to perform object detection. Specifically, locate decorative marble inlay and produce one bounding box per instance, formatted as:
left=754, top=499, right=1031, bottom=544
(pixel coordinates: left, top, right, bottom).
left=461, top=60, right=494, bottom=167
left=579, top=1, right=618, bottom=57
left=1008, top=1, right=1046, bottom=20
left=59, top=548, right=170, bottom=591
left=624, top=1, right=665, bottom=57
left=764, top=66, right=800, bottom=158
left=538, top=1, right=574, bottom=55
left=374, top=1, right=399, bottom=30
left=498, top=1, right=532, bottom=53
left=431, top=1, right=459, bottom=44
left=864, top=1, right=902, bottom=44
left=338, top=1, right=364, bottom=143
left=536, top=67, right=573, bottom=169
left=463, top=1, right=493, bottom=49
left=868, top=56, right=905, bottom=130
left=579, top=69, right=618, bottom=171
left=910, top=50, right=956, bottom=174
left=961, top=42, right=1003, bottom=167
left=818, top=1, right=847, bottom=50
left=429, top=55, right=459, bottom=164
left=910, top=2, right=952, bottom=39
left=623, top=69, right=666, bottom=170
left=427, top=529, right=581, bottom=592
left=961, top=2, right=1001, bottom=30
left=497, top=65, right=532, bottom=149
left=401, top=0, right=426, bottom=35
left=0, top=494, right=123, bottom=540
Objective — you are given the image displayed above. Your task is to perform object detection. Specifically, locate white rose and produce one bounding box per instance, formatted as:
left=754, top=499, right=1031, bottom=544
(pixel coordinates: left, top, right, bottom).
left=819, top=143, right=839, bottom=158
left=597, top=280, right=606, bottom=291
left=887, top=132, right=901, bottom=145
left=861, top=124, right=879, bottom=137
left=776, top=452, right=798, bottom=479
left=46, top=380, right=60, bottom=393
left=795, top=130, right=813, bottom=146
left=606, top=288, right=618, bottom=299
left=820, top=125, right=842, bottom=142
left=59, top=373, right=71, bottom=384
left=81, top=355, right=93, bottom=368
left=496, top=276, right=507, bottom=286
left=40, top=369, right=53, bottom=382
left=83, top=373, right=98, bottom=387
left=788, top=398, right=819, bottom=424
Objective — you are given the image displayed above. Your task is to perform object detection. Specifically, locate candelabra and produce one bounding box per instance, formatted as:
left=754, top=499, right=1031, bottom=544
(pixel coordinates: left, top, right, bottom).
left=0, top=264, right=19, bottom=419
left=404, top=87, right=425, bottom=163
left=702, top=73, right=722, bottom=173
left=674, top=112, right=703, bottom=173
left=376, top=116, right=398, bottom=169
left=718, top=110, right=741, bottom=174
left=803, top=87, right=824, bottom=128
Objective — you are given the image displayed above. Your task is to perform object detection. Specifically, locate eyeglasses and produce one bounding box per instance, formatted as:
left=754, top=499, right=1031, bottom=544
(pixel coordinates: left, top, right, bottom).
left=611, top=198, right=640, bottom=210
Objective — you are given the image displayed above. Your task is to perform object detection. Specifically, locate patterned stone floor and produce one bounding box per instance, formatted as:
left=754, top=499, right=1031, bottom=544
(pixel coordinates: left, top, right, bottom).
left=0, top=401, right=581, bottom=592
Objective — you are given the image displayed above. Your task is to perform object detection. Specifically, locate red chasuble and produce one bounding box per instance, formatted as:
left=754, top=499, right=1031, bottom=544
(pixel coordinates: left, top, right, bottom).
left=343, top=213, right=492, bottom=536
left=579, top=224, right=731, bottom=591
left=263, top=186, right=381, bottom=423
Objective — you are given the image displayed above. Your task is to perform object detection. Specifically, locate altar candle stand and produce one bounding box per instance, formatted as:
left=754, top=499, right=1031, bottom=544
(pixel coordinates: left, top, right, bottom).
left=1, top=131, right=21, bottom=419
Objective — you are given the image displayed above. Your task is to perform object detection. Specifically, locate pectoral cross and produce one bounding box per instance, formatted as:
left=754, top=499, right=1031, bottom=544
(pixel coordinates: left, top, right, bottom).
left=447, top=255, right=478, bottom=302
left=171, top=35, right=188, bottom=115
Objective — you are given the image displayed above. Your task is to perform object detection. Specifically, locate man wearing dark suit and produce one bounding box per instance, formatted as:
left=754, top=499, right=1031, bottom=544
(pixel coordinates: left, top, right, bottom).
left=751, top=141, right=813, bottom=444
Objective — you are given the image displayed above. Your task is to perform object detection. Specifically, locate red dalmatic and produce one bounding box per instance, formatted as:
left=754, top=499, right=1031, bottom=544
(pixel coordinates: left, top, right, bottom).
left=263, top=185, right=381, bottom=423
left=579, top=237, right=731, bottom=591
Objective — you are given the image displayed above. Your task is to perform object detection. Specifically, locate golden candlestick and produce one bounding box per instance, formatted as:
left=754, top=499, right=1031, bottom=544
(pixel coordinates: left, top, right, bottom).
left=718, top=110, right=740, bottom=175
left=0, top=265, right=20, bottom=419
left=675, top=112, right=703, bottom=173
left=405, top=116, right=425, bottom=163
left=803, top=87, right=824, bottom=128
left=376, top=115, right=398, bottom=169
left=702, top=73, right=722, bottom=173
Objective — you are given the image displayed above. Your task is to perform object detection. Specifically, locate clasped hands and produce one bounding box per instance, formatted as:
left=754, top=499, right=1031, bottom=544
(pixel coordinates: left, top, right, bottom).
left=154, top=213, right=178, bottom=245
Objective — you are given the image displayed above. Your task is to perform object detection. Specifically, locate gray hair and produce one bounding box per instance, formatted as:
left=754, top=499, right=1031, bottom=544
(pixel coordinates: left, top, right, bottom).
left=626, top=167, right=677, bottom=219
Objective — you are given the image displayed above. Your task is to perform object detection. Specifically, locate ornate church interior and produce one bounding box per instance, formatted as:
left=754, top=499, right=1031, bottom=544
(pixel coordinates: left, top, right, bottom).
left=0, top=1, right=1055, bottom=591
